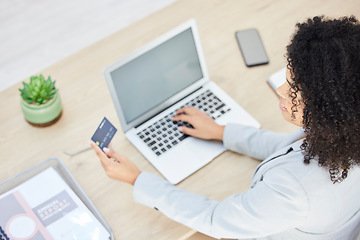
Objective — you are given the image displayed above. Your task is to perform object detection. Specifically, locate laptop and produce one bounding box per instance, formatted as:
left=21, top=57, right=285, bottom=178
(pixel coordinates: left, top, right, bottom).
left=104, top=19, right=260, bottom=184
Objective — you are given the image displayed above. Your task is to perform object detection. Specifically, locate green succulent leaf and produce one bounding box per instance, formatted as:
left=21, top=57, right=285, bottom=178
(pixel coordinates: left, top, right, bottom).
left=19, top=74, right=57, bottom=104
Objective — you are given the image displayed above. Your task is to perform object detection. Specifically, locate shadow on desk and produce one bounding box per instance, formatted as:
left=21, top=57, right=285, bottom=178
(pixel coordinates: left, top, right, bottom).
left=187, top=232, right=216, bottom=240
left=188, top=232, right=236, bottom=240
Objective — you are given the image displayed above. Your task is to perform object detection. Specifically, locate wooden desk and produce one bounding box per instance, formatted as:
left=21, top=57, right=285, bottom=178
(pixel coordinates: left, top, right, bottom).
left=1, top=0, right=359, bottom=239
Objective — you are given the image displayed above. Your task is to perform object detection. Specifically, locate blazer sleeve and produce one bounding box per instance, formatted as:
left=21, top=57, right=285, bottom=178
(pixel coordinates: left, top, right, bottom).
left=223, top=124, right=305, bottom=160
left=133, top=169, right=309, bottom=239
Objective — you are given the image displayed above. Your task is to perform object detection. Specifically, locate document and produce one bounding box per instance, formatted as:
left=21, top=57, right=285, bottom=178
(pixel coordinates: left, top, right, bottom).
left=0, top=167, right=110, bottom=240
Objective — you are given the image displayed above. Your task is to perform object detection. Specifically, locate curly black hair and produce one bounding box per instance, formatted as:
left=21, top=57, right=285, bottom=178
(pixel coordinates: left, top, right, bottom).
left=286, top=16, right=360, bottom=183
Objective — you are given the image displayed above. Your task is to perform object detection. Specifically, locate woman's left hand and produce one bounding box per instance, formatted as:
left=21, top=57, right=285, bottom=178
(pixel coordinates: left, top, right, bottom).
left=90, top=141, right=141, bottom=185
left=171, top=106, right=225, bottom=140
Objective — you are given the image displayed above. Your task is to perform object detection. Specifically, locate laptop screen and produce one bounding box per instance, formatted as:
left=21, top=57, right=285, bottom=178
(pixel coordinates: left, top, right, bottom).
left=110, top=28, right=203, bottom=124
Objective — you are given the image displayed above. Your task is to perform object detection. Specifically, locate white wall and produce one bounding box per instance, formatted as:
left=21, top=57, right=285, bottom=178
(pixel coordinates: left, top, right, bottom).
left=0, top=0, right=176, bottom=91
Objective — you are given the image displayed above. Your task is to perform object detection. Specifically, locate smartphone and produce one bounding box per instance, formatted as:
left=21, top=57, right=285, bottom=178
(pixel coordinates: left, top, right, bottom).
left=235, top=28, right=269, bottom=67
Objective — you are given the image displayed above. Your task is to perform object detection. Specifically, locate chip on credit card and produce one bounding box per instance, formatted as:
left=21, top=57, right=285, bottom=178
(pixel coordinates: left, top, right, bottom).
left=91, top=117, right=117, bottom=151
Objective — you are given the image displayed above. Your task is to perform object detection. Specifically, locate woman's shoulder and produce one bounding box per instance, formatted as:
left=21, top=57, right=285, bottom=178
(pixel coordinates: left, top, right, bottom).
left=264, top=146, right=360, bottom=195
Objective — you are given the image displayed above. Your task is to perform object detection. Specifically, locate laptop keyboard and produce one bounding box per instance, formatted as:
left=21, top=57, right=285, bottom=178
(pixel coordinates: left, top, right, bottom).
left=136, top=90, right=231, bottom=156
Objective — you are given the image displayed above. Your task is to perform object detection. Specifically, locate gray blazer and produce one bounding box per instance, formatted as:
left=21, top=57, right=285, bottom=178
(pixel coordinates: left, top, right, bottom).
left=133, top=123, right=360, bottom=239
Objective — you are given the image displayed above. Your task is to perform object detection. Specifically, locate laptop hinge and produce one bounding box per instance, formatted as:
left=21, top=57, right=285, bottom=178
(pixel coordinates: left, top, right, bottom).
left=134, top=86, right=203, bottom=129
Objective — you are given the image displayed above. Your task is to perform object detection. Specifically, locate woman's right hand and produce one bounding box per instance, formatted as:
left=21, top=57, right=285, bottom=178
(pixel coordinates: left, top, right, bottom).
left=171, top=106, right=225, bottom=141
left=90, top=141, right=141, bottom=185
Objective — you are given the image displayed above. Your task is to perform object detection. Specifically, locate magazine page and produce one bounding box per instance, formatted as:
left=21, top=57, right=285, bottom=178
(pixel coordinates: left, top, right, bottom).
left=0, top=167, right=110, bottom=240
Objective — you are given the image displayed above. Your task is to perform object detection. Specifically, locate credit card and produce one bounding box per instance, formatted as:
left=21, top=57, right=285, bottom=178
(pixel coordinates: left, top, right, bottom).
left=91, top=117, right=117, bottom=151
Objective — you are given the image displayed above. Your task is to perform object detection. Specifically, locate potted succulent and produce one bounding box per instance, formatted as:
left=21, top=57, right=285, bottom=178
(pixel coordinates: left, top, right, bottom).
left=19, top=74, right=62, bottom=127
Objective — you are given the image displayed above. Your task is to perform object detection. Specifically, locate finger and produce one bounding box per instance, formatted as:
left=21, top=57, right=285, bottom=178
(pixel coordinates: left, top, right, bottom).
left=103, top=147, right=123, bottom=163
left=172, top=114, right=192, bottom=123
left=175, top=106, right=195, bottom=115
left=90, top=140, right=111, bottom=168
left=90, top=140, right=104, bottom=156
left=175, top=107, right=187, bottom=115
left=178, top=126, right=197, bottom=136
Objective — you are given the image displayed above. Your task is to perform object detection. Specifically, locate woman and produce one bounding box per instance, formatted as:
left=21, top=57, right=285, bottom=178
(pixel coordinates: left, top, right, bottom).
left=91, top=16, right=360, bottom=239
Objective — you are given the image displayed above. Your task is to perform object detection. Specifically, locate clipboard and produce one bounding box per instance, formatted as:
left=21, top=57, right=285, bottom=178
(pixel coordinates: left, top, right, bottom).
left=0, top=157, right=113, bottom=240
